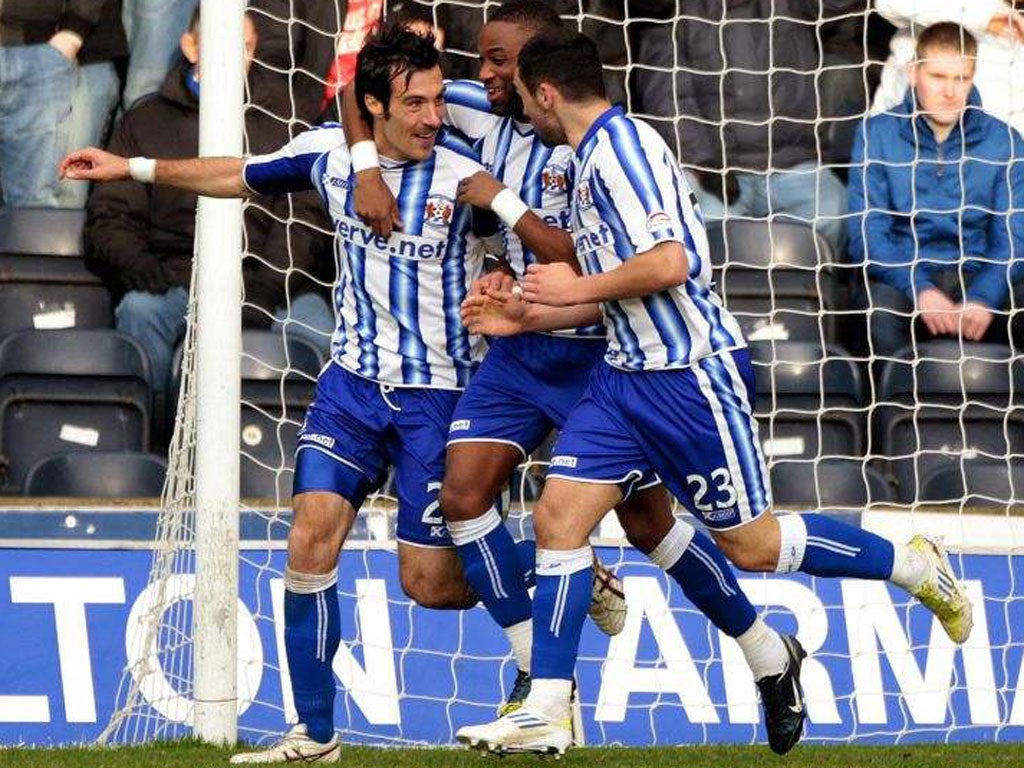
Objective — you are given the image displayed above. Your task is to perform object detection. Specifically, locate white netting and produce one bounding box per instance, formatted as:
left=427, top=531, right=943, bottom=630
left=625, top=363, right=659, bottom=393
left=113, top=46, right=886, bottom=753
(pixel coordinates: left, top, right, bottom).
left=99, top=0, right=1024, bottom=749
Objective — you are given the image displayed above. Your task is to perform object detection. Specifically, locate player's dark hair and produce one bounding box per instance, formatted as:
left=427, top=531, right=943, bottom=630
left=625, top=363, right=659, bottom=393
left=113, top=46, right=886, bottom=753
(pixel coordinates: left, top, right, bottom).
left=187, top=5, right=200, bottom=34
left=355, top=23, right=440, bottom=124
left=915, top=22, right=977, bottom=62
left=517, top=30, right=605, bottom=102
left=489, top=1, right=564, bottom=33
left=389, top=1, right=435, bottom=30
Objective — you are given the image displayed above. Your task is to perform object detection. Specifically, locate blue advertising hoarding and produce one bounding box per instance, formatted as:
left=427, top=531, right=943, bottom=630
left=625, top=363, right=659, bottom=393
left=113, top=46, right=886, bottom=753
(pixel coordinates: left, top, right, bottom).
left=1, top=534, right=1023, bottom=747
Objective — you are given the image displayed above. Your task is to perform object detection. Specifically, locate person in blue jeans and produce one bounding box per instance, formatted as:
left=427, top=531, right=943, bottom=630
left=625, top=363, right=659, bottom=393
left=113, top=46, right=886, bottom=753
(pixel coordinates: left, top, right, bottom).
left=848, top=22, right=1024, bottom=359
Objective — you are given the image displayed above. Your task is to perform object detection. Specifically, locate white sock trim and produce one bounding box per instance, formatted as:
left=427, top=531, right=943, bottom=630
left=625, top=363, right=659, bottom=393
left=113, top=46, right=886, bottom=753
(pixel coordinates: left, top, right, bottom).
left=535, top=546, right=593, bottom=576
left=734, top=617, right=789, bottom=680
left=648, top=520, right=696, bottom=570
left=447, top=505, right=503, bottom=547
left=504, top=619, right=532, bottom=674
left=776, top=513, right=807, bottom=574
left=890, top=542, right=929, bottom=592
left=524, top=678, right=573, bottom=722
left=284, top=566, right=338, bottom=594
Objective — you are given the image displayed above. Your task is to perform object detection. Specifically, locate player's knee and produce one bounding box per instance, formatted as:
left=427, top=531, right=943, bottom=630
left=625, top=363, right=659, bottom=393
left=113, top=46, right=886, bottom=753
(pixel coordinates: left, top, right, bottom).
left=438, top=479, right=492, bottom=523
left=716, top=536, right=776, bottom=573
left=400, top=568, right=475, bottom=609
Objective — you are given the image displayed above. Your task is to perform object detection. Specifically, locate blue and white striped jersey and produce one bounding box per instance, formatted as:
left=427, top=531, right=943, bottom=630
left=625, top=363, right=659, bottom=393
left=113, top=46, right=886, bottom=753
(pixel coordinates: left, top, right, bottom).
left=243, top=123, right=488, bottom=390
left=571, top=106, right=745, bottom=371
left=445, top=79, right=603, bottom=339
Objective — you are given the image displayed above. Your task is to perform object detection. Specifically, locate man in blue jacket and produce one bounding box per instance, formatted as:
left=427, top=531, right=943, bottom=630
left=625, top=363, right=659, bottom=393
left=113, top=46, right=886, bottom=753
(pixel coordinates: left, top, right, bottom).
left=848, top=22, right=1024, bottom=358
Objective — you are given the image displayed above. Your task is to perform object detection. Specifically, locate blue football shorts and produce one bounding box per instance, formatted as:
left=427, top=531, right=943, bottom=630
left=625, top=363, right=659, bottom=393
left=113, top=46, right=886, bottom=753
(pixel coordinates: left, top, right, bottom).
left=293, top=362, right=461, bottom=547
left=547, top=348, right=772, bottom=530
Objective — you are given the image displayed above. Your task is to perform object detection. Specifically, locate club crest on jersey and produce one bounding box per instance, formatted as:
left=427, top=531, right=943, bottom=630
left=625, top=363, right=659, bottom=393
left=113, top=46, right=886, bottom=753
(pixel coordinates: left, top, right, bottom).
left=576, top=180, right=594, bottom=210
left=542, top=164, right=568, bottom=195
left=424, top=195, right=454, bottom=230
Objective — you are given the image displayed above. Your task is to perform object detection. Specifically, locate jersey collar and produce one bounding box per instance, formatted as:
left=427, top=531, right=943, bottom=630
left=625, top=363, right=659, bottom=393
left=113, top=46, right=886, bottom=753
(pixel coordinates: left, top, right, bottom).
left=576, top=105, right=623, bottom=160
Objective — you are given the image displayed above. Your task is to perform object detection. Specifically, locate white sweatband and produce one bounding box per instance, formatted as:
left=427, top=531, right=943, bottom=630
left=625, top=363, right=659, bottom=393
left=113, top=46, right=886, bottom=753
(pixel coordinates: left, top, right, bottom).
left=350, top=140, right=380, bottom=173
left=491, top=187, right=529, bottom=229
left=128, top=157, right=156, bottom=183
left=775, top=513, right=807, bottom=574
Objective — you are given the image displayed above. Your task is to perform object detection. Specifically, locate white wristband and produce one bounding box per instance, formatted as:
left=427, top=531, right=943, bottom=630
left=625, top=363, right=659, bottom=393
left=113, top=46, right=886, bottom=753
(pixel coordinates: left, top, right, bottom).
left=491, top=188, right=529, bottom=229
left=350, top=140, right=379, bottom=173
left=128, top=157, right=156, bottom=183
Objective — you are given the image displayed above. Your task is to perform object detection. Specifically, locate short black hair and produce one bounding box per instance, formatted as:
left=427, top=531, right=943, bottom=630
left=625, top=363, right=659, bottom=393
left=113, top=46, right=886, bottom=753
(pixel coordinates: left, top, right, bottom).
left=489, top=0, right=563, bottom=33
left=355, top=23, right=440, bottom=124
left=389, top=1, right=434, bottom=30
left=517, top=30, right=605, bottom=102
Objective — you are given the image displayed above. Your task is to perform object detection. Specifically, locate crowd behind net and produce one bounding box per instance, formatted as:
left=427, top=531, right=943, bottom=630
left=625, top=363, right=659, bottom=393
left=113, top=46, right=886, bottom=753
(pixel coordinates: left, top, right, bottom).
left=99, top=0, right=1024, bottom=747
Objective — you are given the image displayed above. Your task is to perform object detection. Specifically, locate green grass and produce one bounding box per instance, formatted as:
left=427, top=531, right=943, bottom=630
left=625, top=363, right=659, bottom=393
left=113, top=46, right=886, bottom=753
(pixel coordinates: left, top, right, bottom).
left=1, top=741, right=1020, bottom=768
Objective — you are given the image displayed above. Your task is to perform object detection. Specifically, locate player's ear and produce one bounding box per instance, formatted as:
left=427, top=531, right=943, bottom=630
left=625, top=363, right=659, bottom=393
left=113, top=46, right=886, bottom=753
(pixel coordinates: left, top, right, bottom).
left=536, top=82, right=557, bottom=110
left=364, top=93, right=386, bottom=120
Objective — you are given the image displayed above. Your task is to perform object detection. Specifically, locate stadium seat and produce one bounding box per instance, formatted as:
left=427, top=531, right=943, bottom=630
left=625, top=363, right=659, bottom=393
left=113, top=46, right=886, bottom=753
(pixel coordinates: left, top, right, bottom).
left=770, top=459, right=894, bottom=508
left=875, top=341, right=1024, bottom=502
left=749, top=341, right=864, bottom=462
left=0, top=329, right=152, bottom=493
left=23, top=450, right=167, bottom=498
left=169, top=330, right=324, bottom=500
left=705, top=219, right=838, bottom=344
left=0, top=207, right=112, bottom=337
left=918, top=459, right=1024, bottom=507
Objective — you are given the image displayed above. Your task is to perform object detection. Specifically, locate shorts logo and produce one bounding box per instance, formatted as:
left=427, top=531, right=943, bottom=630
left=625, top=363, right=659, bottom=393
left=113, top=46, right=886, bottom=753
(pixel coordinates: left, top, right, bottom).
left=646, top=211, right=672, bottom=233
left=576, top=181, right=593, bottom=211
left=449, top=419, right=471, bottom=432
left=704, top=507, right=737, bottom=522
left=323, top=174, right=350, bottom=190
left=424, top=195, right=455, bottom=230
left=550, top=455, right=578, bottom=468
left=300, top=433, right=335, bottom=449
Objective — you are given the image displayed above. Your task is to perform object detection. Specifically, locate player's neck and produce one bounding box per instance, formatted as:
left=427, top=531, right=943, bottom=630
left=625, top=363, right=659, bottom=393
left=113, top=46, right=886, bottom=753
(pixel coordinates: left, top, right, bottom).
left=561, top=99, right=614, bottom=151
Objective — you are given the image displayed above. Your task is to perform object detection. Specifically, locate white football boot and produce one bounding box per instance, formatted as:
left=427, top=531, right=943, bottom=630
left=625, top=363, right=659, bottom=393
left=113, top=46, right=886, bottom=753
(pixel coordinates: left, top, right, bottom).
left=906, top=534, right=973, bottom=644
left=229, top=724, right=340, bottom=764
left=456, top=708, right=573, bottom=756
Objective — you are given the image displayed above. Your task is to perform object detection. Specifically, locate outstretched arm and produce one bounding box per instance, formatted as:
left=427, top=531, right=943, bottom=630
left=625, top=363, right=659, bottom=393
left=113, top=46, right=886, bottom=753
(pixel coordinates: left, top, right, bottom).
left=61, top=147, right=248, bottom=198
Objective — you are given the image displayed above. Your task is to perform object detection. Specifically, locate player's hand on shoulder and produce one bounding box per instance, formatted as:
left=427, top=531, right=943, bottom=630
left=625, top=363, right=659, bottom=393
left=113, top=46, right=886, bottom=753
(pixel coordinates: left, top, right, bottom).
left=461, top=286, right=527, bottom=337
left=457, top=171, right=504, bottom=209
left=60, top=147, right=130, bottom=182
left=354, top=168, right=401, bottom=238
left=523, top=262, right=585, bottom=307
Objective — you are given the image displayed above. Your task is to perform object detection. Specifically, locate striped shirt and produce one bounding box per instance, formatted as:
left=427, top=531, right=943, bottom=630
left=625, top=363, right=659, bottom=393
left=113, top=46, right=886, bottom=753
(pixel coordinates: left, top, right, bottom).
left=571, top=107, right=745, bottom=371
left=243, top=123, right=487, bottom=389
left=445, top=79, right=603, bottom=339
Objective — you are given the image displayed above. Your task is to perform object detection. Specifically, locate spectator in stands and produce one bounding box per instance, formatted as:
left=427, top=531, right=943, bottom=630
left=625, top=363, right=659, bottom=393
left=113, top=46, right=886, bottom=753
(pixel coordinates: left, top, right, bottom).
left=873, top=1, right=1024, bottom=136
left=58, top=0, right=130, bottom=209
left=629, top=0, right=861, bottom=253
left=121, top=0, right=197, bottom=109
left=84, top=8, right=334, bottom=396
left=848, top=22, right=1024, bottom=359
left=0, top=0, right=126, bottom=207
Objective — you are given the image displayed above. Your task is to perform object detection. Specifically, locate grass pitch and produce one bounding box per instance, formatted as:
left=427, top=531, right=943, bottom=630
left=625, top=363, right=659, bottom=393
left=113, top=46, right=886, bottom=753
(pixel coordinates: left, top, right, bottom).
left=1, top=741, right=1019, bottom=768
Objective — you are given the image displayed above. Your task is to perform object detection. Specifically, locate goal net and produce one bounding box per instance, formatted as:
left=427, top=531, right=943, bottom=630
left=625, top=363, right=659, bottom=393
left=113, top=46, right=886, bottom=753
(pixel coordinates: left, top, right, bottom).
left=99, top=0, right=1024, bottom=749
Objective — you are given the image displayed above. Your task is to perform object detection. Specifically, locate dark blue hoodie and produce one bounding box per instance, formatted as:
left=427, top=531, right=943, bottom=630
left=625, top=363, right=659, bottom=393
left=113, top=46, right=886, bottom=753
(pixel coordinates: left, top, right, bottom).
left=847, top=88, right=1024, bottom=309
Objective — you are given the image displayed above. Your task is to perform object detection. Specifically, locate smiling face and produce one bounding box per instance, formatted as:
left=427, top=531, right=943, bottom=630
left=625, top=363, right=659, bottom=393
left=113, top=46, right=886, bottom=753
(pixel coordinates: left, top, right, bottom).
left=368, top=65, right=445, bottom=162
left=911, top=47, right=975, bottom=131
left=513, top=70, right=565, bottom=147
left=477, top=20, right=536, bottom=117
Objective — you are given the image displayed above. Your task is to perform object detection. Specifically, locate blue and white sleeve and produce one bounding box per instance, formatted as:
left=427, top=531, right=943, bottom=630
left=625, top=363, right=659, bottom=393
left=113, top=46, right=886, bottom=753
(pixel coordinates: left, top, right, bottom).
left=243, top=123, right=346, bottom=195
left=443, top=79, right=501, bottom=141
left=591, top=120, right=688, bottom=260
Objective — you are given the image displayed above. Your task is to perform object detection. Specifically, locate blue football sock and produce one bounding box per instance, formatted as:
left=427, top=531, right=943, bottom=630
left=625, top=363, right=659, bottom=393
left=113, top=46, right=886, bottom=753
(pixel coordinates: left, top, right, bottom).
left=531, top=546, right=594, bottom=680
left=516, top=539, right=537, bottom=589
left=448, top=507, right=532, bottom=628
left=652, top=522, right=756, bottom=638
left=284, top=569, right=340, bottom=744
left=777, top=512, right=895, bottom=579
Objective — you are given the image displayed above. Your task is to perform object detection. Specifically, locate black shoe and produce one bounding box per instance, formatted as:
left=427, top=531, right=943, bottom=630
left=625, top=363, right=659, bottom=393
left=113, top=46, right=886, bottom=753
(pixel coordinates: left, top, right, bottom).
left=497, top=669, right=531, bottom=716
left=756, top=634, right=807, bottom=755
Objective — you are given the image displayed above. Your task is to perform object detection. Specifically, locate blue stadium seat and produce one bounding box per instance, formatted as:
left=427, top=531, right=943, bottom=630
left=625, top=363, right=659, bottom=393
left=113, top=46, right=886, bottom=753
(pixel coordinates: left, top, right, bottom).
left=918, top=459, right=1024, bottom=507
left=23, top=450, right=167, bottom=498
left=0, top=329, right=152, bottom=493
left=706, top=219, right=839, bottom=344
left=169, top=330, right=324, bottom=500
left=0, top=207, right=113, bottom=337
left=770, top=458, right=894, bottom=508
left=749, top=341, right=864, bottom=463
left=875, top=341, right=1024, bottom=502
